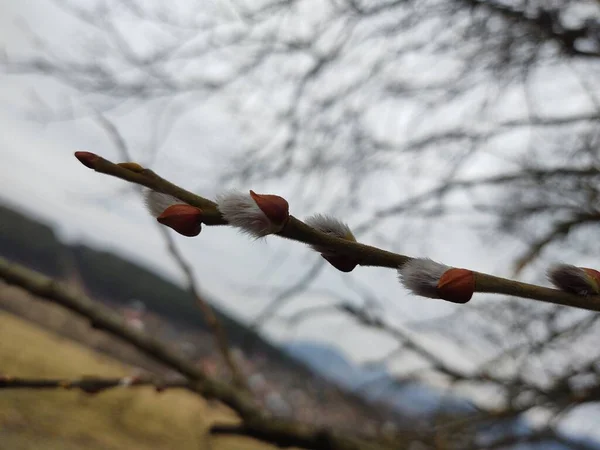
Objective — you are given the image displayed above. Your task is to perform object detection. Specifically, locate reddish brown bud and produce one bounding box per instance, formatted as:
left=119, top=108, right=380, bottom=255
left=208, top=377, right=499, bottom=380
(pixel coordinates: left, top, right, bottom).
left=157, top=205, right=203, bottom=237
left=117, top=162, right=145, bottom=172
left=74, top=151, right=100, bottom=169
left=322, top=254, right=358, bottom=273
left=582, top=268, right=600, bottom=294
left=437, top=268, right=475, bottom=304
left=249, top=190, right=289, bottom=228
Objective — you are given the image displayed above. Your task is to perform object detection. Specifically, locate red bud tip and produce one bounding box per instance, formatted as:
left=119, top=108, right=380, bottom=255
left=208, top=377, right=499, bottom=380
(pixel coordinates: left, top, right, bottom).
left=117, top=162, right=145, bottom=172
left=582, top=268, right=600, bottom=294
left=437, top=268, right=474, bottom=304
left=322, top=254, right=358, bottom=272
left=74, top=151, right=100, bottom=169
left=157, top=205, right=203, bottom=237
left=249, top=190, right=290, bottom=227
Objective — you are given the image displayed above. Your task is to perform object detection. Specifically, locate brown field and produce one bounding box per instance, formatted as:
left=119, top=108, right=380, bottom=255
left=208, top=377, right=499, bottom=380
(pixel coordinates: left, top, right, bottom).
left=0, top=310, right=272, bottom=450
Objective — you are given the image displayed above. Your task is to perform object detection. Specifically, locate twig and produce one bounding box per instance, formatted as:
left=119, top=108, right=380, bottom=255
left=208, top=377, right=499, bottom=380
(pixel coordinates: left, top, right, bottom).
left=209, top=423, right=384, bottom=450
left=0, top=375, right=188, bottom=393
left=75, top=152, right=600, bottom=312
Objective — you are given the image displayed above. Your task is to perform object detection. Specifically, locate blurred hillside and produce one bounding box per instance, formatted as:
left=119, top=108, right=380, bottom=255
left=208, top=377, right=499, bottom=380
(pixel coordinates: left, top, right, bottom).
left=0, top=202, right=290, bottom=361
left=0, top=203, right=402, bottom=434
left=0, top=309, right=268, bottom=450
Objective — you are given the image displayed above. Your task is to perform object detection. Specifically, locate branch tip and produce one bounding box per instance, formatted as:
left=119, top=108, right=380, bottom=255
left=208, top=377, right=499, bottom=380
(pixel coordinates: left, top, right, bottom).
left=74, top=151, right=99, bottom=169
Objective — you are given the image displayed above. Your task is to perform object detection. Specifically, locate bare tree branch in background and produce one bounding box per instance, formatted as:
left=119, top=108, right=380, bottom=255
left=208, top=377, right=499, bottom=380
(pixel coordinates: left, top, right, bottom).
left=0, top=374, right=189, bottom=393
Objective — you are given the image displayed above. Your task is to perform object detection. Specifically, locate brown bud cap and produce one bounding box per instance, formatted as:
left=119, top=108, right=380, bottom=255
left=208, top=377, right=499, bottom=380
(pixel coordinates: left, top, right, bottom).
left=74, top=151, right=100, bottom=169
left=582, top=268, right=600, bottom=294
left=249, top=190, right=289, bottom=228
left=322, top=254, right=358, bottom=273
left=117, top=162, right=145, bottom=172
left=157, top=205, right=203, bottom=237
left=437, top=268, right=475, bottom=304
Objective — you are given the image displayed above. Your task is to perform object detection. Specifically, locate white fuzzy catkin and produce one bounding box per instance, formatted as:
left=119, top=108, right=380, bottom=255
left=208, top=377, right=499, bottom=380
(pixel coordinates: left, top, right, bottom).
left=398, top=258, right=450, bottom=298
left=305, top=214, right=354, bottom=240
left=144, top=190, right=183, bottom=217
left=547, top=264, right=595, bottom=295
left=216, top=190, right=272, bottom=238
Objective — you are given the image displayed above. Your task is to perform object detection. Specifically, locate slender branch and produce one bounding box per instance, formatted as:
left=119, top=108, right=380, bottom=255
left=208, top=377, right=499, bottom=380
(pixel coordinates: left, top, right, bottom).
left=0, top=375, right=188, bottom=393
left=513, top=213, right=600, bottom=274
left=364, top=167, right=599, bottom=228
left=209, top=423, right=379, bottom=450
left=0, top=257, right=391, bottom=450
left=75, top=152, right=600, bottom=312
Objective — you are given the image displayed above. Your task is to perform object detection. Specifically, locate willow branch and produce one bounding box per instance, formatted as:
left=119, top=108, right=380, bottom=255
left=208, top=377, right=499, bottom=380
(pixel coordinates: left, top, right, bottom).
left=74, top=152, right=600, bottom=312
left=0, top=256, right=391, bottom=450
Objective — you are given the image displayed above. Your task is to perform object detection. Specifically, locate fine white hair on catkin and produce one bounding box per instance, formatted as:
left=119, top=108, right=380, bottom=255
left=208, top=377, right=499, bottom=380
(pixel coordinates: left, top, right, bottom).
left=216, top=190, right=271, bottom=238
left=547, top=263, right=597, bottom=295
left=305, top=214, right=353, bottom=239
left=398, top=258, right=450, bottom=298
left=144, top=190, right=183, bottom=217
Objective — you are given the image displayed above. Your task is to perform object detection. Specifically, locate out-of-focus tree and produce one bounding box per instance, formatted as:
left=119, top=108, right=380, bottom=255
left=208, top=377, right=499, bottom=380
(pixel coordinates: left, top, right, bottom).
left=3, top=0, right=600, bottom=448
